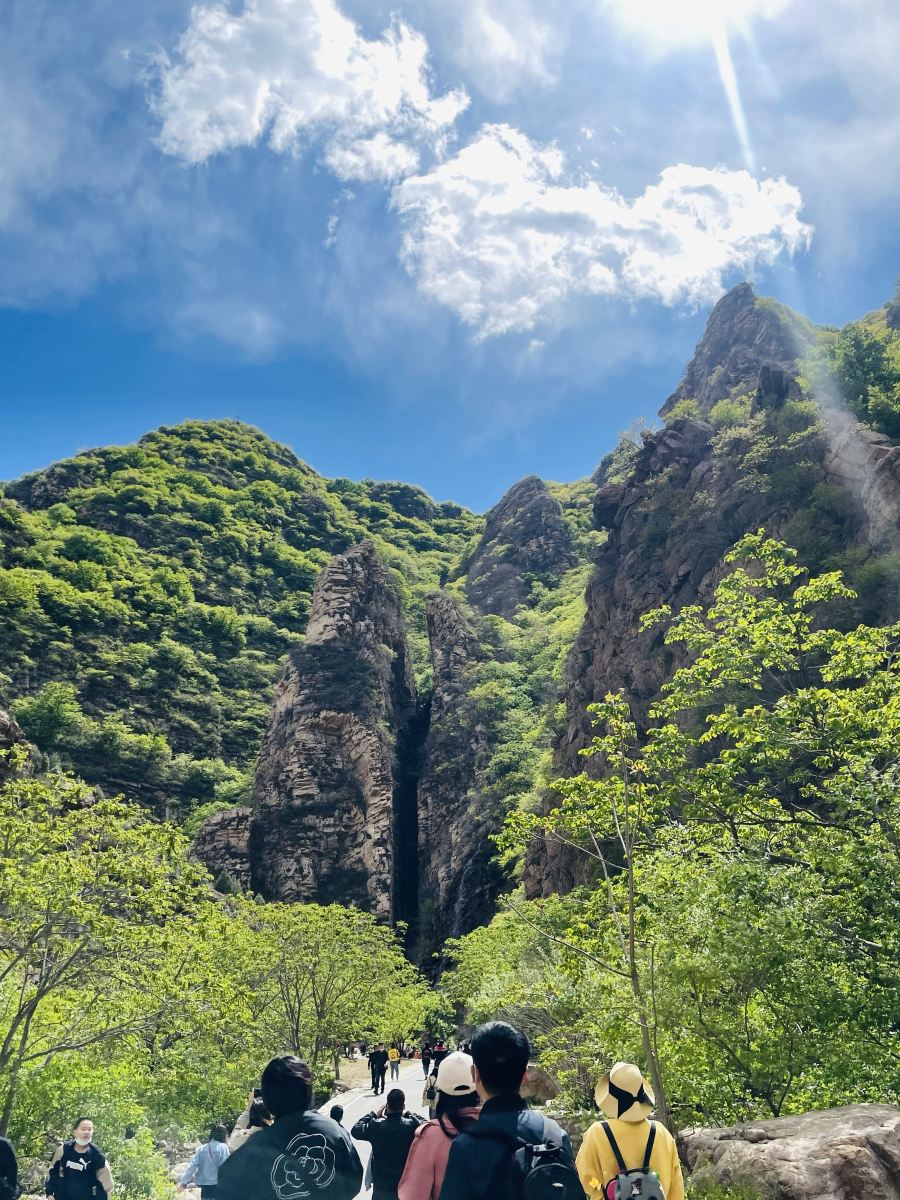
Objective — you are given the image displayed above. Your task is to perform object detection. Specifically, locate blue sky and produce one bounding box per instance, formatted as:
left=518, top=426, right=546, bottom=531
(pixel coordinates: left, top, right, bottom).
left=1, top=0, right=898, bottom=511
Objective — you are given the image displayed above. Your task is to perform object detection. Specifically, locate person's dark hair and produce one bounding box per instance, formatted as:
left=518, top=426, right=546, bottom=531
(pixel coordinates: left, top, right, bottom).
left=436, top=1090, right=480, bottom=1137
left=248, top=1099, right=272, bottom=1129
left=385, top=1089, right=405, bottom=1113
left=210, top=1125, right=228, bottom=1144
left=470, top=1021, right=530, bottom=1092
left=261, top=1056, right=313, bottom=1118
left=72, top=1118, right=92, bottom=1132
left=390, top=1042, right=397, bottom=1049
left=329, top=1105, right=344, bottom=1124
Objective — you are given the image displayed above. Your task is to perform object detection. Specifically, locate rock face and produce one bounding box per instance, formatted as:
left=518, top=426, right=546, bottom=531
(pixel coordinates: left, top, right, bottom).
left=679, top=1104, right=900, bottom=1200
left=416, top=593, right=501, bottom=958
left=192, top=806, right=252, bottom=892
left=193, top=542, right=421, bottom=921
left=526, top=285, right=900, bottom=897
left=661, top=283, right=808, bottom=419
left=465, top=476, right=576, bottom=617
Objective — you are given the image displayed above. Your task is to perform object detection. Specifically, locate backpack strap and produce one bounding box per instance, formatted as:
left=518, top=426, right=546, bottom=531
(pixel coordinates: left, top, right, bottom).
left=642, top=1122, right=656, bottom=1172
left=601, top=1122, right=628, bottom=1174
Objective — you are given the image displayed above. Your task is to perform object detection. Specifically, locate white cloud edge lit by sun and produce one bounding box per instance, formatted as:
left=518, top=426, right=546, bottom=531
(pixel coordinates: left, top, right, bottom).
left=151, top=0, right=814, bottom=339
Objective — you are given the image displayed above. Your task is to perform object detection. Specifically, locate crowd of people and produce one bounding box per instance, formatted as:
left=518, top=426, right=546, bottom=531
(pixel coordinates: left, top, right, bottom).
left=0, top=1021, right=684, bottom=1200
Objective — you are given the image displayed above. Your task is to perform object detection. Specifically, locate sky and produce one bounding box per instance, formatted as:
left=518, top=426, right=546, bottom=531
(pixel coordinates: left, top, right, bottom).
left=1, top=0, right=898, bottom=512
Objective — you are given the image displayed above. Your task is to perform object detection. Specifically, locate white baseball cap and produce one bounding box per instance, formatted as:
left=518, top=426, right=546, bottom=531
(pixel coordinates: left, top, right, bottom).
left=436, top=1052, right=475, bottom=1096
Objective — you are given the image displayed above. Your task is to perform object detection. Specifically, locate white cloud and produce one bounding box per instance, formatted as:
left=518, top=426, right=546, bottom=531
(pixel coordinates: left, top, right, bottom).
left=392, top=123, right=812, bottom=338
left=152, top=0, right=468, bottom=180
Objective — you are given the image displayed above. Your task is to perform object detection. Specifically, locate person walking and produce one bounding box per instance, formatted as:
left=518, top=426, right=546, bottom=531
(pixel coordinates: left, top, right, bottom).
left=576, top=1063, right=684, bottom=1200
left=46, top=1118, right=113, bottom=1200
left=351, top=1089, right=423, bottom=1200
left=421, top=1045, right=432, bottom=1079
left=0, top=1136, right=17, bottom=1200
left=398, top=1052, right=480, bottom=1200
left=179, top=1125, right=230, bottom=1198
left=369, top=1043, right=389, bottom=1094
left=389, top=1043, right=402, bottom=1082
left=430, top=1041, right=448, bottom=1072
left=217, top=1057, right=362, bottom=1200
left=440, top=1021, right=579, bottom=1200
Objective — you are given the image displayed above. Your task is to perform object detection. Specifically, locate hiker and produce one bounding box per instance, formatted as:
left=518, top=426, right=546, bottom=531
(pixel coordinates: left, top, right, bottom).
left=389, top=1042, right=402, bottom=1081
left=351, top=1089, right=423, bottom=1200
left=421, top=1066, right=439, bottom=1120
left=421, top=1044, right=432, bottom=1078
left=576, top=1063, right=683, bottom=1200
left=228, top=1098, right=273, bottom=1151
left=440, top=1021, right=582, bottom=1200
left=430, top=1040, right=448, bottom=1071
left=46, top=1117, right=113, bottom=1200
left=369, top=1043, right=390, bottom=1095
left=398, top=1052, right=480, bottom=1200
left=216, top=1056, right=362, bottom=1200
left=0, top=1136, right=17, bottom=1200
left=179, top=1125, right=230, bottom=1198
left=329, top=1105, right=344, bottom=1125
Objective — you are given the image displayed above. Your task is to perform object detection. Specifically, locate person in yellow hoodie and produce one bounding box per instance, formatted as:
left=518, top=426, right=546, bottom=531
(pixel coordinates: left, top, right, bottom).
left=576, top=1063, right=684, bottom=1200
left=388, top=1042, right=402, bottom=1081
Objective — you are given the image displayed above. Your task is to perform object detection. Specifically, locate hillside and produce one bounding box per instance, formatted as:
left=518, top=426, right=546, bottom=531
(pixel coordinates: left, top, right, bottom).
left=2, top=282, right=900, bottom=959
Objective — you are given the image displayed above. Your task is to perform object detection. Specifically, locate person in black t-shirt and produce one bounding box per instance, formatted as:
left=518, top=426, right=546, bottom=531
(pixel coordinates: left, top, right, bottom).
left=46, top=1118, right=113, bottom=1200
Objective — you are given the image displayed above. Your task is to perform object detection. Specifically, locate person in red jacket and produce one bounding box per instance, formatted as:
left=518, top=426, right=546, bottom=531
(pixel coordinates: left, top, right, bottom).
left=398, top=1053, right=480, bottom=1200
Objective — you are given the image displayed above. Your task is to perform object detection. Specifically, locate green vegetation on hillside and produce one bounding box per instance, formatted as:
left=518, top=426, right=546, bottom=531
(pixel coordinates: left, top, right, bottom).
left=446, top=534, right=900, bottom=1126
left=0, top=421, right=480, bottom=818
left=0, top=749, right=430, bottom=1194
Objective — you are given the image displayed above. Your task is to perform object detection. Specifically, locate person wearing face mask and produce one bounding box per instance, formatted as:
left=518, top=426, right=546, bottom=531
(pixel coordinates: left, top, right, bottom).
left=45, top=1118, right=113, bottom=1200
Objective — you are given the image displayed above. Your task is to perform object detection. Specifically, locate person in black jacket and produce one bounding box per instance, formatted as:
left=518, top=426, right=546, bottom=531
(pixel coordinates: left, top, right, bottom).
left=217, top=1057, right=362, bottom=1200
left=351, top=1089, right=423, bottom=1200
left=368, top=1044, right=389, bottom=1095
left=0, top=1137, right=17, bottom=1200
left=439, top=1022, right=576, bottom=1200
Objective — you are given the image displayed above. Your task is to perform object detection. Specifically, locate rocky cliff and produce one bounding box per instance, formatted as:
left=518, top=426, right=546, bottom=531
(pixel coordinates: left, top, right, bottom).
left=463, top=475, right=576, bottom=617
left=415, top=593, right=501, bottom=957
left=194, top=541, right=420, bottom=921
left=526, top=285, right=900, bottom=896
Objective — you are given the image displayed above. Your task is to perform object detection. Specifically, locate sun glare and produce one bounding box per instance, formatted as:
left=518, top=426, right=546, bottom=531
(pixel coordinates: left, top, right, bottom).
left=610, top=0, right=789, bottom=45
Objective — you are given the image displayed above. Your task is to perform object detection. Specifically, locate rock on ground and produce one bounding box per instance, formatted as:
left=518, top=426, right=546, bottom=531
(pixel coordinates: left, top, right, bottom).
left=679, top=1104, right=900, bottom=1200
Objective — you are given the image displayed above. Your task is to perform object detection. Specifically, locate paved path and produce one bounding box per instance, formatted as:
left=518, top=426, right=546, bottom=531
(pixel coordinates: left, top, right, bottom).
left=319, top=1060, right=431, bottom=1198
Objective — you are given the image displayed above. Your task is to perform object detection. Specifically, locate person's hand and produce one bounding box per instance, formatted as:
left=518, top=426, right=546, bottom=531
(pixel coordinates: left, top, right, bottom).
left=376, top=1104, right=386, bottom=1117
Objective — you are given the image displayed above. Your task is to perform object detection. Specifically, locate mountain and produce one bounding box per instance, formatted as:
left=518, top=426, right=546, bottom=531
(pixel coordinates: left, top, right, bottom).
left=3, top=282, right=899, bottom=959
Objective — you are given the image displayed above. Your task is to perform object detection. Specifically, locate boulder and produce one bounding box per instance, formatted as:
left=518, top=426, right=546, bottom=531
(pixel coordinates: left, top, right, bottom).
left=521, top=1063, right=559, bottom=1102
left=679, top=1104, right=900, bottom=1200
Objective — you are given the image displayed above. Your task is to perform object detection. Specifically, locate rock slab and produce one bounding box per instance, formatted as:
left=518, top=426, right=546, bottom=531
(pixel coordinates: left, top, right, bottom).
left=679, top=1104, right=900, bottom=1200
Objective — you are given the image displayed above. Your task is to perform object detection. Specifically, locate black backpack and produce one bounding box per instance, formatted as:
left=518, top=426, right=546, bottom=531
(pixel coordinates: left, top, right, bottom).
left=471, top=1116, right=586, bottom=1199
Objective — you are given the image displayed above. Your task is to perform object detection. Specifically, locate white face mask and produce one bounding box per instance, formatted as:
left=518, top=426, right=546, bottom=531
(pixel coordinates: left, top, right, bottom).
left=74, top=1135, right=91, bottom=1147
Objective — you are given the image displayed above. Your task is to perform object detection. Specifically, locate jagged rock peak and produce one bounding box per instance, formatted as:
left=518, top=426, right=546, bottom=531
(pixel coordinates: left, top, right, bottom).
left=465, top=476, right=576, bottom=618
left=192, top=806, right=253, bottom=893
left=661, top=283, right=811, bottom=418
left=304, top=539, right=401, bottom=647
left=426, top=593, right=481, bottom=696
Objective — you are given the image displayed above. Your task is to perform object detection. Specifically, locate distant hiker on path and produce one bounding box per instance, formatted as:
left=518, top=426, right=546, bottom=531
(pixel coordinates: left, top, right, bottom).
left=351, top=1089, right=423, bottom=1200
left=217, top=1056, right=362, bottom=1200
left=179, top=1125, right=230, bottom=1198
left=389, top=1043, right=402, bottom=1081
left=576, top=1063, right=684, bottom=1200
left=430, top=1041, right=448, bottom=1071
left=421, top=1045, right=432, bottom=1078
left=370, top=1043, right=389, bottom=1094
left=46, top=1118, right=113, bottom=1200
left=439, top=1021, right=580, bottom=1200
left=398, top=1052, right=480, bottom=1200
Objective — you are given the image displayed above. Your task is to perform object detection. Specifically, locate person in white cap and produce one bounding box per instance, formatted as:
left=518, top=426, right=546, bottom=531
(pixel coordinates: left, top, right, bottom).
left=576, top=1063, right=684, bottom=1200
left=397, top=1053, right=480, bottom=1200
